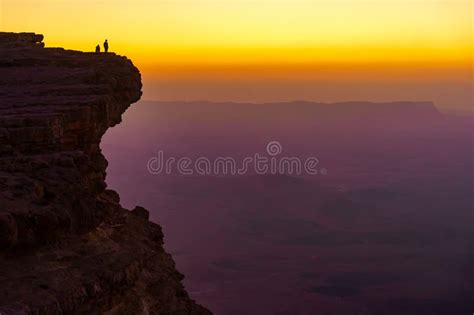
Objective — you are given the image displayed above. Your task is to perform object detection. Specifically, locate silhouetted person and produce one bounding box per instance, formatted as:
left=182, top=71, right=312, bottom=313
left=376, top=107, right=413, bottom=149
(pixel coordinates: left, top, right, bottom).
left=95, top=44, right=100, bottom=53
left=103, top=39, right=109, bottom=53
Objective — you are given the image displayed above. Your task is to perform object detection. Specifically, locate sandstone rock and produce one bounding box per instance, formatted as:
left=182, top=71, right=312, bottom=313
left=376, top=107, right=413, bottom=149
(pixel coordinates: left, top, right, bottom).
left=33, top=181, right=45, bottom=201
left=0, top=212, right=18, bottom=247
left=131, top=206, right=150, bottom=220
left=0, top=32, right=212, bottom=315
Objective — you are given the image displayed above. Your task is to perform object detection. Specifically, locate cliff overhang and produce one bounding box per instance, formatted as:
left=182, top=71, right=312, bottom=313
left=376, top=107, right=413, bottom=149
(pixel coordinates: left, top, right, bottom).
left=0, top=32, right=211, bottom=315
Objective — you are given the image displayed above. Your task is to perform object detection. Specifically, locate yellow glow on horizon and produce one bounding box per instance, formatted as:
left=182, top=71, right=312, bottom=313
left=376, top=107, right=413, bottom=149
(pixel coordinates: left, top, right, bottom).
left=1, top=0, right=472, bottom=76
left=2, top=0, right=471, bottom=109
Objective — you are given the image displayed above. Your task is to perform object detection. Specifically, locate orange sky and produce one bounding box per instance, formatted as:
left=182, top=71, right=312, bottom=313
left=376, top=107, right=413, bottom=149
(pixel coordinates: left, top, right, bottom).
left=1, top=0, right=472, bottom=108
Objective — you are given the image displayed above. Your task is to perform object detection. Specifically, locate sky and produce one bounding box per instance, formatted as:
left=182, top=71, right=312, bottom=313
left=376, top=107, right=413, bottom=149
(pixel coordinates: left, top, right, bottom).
left=1, top=0, right=472, bottom=108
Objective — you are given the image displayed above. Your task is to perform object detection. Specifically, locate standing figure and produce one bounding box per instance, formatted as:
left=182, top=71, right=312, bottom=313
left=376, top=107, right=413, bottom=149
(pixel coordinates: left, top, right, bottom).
left=103, top=39, right=109, bottom=53
left=95, top=44, right=100, bottom=53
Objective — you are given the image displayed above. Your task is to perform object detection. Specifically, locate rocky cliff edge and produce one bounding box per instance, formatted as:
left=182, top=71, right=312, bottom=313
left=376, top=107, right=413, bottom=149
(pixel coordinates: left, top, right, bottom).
left=0, top=32, right=211, bottom=315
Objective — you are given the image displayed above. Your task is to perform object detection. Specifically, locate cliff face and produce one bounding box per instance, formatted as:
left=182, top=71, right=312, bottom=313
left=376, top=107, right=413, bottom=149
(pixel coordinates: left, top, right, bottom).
left=0, top=32, right=211, bottom=315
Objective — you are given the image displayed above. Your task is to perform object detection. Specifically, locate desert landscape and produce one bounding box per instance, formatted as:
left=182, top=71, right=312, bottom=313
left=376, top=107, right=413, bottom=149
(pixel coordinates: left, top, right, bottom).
left=103, top=100, right=473, bottom=314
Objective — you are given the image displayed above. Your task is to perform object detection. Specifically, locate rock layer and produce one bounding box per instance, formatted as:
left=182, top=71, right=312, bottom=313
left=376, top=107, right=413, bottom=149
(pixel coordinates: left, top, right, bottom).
left=0, top=32, right=211, bottom=315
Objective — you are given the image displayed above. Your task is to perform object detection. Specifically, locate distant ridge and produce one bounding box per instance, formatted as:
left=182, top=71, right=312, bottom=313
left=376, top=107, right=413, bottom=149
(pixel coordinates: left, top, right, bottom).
left=142, top=99, right=439, bottom=111
left=138, top=100, right=443, bottom=122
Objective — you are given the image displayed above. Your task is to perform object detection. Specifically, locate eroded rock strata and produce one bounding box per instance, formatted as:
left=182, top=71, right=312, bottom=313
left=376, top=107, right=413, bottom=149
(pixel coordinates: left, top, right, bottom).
left=0, top=32, right=211, bottom=315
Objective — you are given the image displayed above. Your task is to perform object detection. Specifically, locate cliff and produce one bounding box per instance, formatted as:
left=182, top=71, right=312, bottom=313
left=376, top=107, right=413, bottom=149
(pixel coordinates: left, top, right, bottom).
left=0, top=32, right=211, bottom=315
